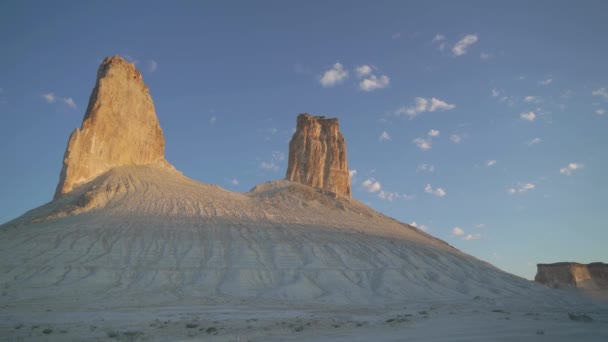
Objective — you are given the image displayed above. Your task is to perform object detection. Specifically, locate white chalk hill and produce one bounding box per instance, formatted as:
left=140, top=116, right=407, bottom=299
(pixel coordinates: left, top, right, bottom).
left=1, top=164, right=540, bottom=305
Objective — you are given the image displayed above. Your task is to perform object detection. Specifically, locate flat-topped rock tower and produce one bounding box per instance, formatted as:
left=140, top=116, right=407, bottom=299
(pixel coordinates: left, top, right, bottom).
left=286, top=113, right=351, bottom=197
left=54, top=55, right=167, bottom=198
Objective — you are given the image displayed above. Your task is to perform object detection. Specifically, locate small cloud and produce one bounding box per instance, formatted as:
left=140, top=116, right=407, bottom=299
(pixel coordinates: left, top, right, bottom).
left=379, top=131, right=391, bottom=141
left=464, top=233, right=482, bottom=240
left=320, top=62, right=348, bottom=87
left=452, top=227, right=465, bottom=236
left=508, top=182, right=535, bottom=194
left=475, top=223, right=486, bottom=228
left=42, top=92, right=56, bottom=103
left=349, top=169, right=358, bottom=178
left=520, top=111, right=536, bottom=122
left=259, top=151, right=285, bottom=172
left=359, top=74, right=390, bottom=91
left=397, top=97, right=455, bottom=119
left=424, top=184, right=446, bottom=197
left=410, top=222, right=430, bottom=232
left=231, top=179, right=239, bottom=185
left=416, top=163, right=435, bottom=173
left=62, top=97, right=77, bottom=108
left=486, top=160, right=497, bottom=167
left=449, top=134, right=464, bottom=144
left=592, top=87, right=608, bottom=100
left=452, top=34, right=478, bottom=56
left=210, top=116, right=217, bottom=124
left=391, top=32, right=402, bottom=40
left=559, top=162, right=584, bottom=176
left=596, top=109, right=605, bottom=115
left=432, top=34, right=446, bottom=42
left=527, top=137, right=542, bottom=146
left=362, top=178, right=382, bottom=193
left=523, top=96, right=537, bottom=103
left=413, top=138, right=432, bottom=151
left=355, top=65, right=373, bottom=78
left=538, top=78, right=553, bottom=86
left=480, top=52, right=491, bottom=60
left=428, top=129, right=440, bottom=137
left=491, top=88, right=501, bottom=98
left=378, top=190, right=401, bottom=202
left=147, top=59, right=158, bottom=73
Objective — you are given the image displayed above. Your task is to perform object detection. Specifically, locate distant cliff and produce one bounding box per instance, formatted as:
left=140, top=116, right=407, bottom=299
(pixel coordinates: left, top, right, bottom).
left=535, top=262, right=608, bottom=290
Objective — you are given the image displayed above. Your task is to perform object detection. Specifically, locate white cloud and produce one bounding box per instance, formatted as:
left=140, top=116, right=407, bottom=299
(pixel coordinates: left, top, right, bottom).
left=480, top=52, right=491, bottom=60
left=413, top=138, right=432, bottom=151
left=449, top=134, right=463, bottom=143
left=424, top=184, right=446, bottom=197
left=596, top=109, right=605, bottom=115
left=260, top=151, right=285, bottom=172
left=538, top=78, right=553, bottom=86
left=416, top=163, right=435, bottom=173
left=362, top=178, right=382, bottom=193
left=464, top=233, right=482, bottom=240
left=491, top=88, right=501, bottom=98
left=378, top=190, right=400, bottom=201
left=486, top=160, right=497, bottom=167
left=397, top=97, right=455, bottom=119
left=428, top=129, right=440, bottom=137
left=475, top=223, right=486, bottom=228
left=452, top=227, right=465, bottom=236
left=379, top=131, right=391, bottom=141
left=260, top=161, right=278, bottom=171
left=359, top=74, right=390, bottom=91
left=147, top=60, right=158, bottom=73
left=432, top=34, right=445, bottom=42
left=356, top=65, right=373, bottom=77
left=527, top=137, right=542, bottom=146
left=210, top=116, right=217, bottom=124
left=410, top=222, right=430, bottom=232
left=520, top=111, right=536, bottom=122
left=231, top=179, right=239, bottom=185
left=592, top=87, right=608, bottom=100
left=42, top=92, right=56, bottom=103
left=524, top=96, right=537, bottom=103
left=559, top=163, right=584, bottom=176
left=62, top=97, right=77, bottom=108
left=452, top=34, right=478, bottom=56
left=349, top=169, right=358, bottom=178
left=508, top=182, right=535, bottom=194
left=320, top=62, right=348, bottom=87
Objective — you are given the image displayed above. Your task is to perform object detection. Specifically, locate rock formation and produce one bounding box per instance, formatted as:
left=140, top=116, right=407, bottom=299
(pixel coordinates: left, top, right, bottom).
left=535, top=262, right=608, bottom=290
left=54, top=55, right=167, bottom=198
left=286, top=113, right=351, bottom=197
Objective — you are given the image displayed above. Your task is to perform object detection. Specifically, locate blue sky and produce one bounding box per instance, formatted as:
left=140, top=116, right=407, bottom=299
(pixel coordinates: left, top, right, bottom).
left=1, top=1, right=607, bottom=279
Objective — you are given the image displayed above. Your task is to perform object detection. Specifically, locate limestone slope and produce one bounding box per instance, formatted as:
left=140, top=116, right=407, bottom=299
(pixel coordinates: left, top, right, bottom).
left=1, top=165, right=543, bottom=305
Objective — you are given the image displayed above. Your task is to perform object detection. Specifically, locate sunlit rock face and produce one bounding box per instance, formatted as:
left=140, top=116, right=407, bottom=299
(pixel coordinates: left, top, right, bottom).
left=535, top=262, right=608, bottom=290
left=286, top=113, right=351, bottom=197
left=54, top=55, right=167, bottom=198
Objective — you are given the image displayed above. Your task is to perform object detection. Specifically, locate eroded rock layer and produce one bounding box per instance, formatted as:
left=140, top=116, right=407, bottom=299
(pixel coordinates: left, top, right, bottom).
left=54, top=55, right=167, bottom=198
left=535, top=262, right=608, bottom=290
left=286, top=113, right=351, bottom=197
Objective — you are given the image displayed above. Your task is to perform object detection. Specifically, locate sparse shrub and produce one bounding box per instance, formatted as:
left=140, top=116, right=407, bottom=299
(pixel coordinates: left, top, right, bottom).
left=186, top=323, right=198, bottom=329
left=42, top=328, right=53, bottom=334
left=206, top=327, right=218, bottom=335
left=568, top=313, right=593, bottom=322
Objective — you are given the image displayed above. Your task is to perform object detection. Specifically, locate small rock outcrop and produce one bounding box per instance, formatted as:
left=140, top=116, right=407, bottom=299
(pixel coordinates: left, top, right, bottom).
left=54, top=55, right=167, bottom=198
left=535, top=262, right=608, bottom=290
left=286, top=113, right=351, bottom=197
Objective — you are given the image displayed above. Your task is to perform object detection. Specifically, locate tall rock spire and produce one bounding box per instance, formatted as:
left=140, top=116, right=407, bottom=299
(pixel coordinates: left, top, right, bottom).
left=286, top=113, right=351, bottom=197
left=54, top=55, right=167, bottom=198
